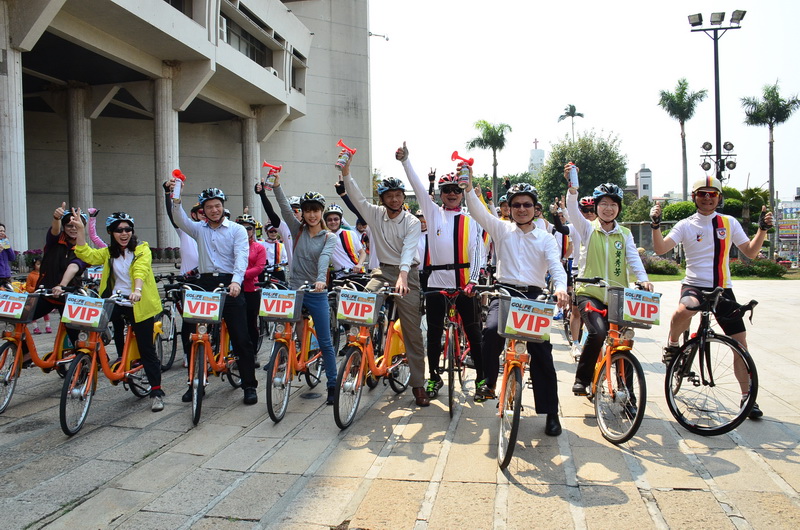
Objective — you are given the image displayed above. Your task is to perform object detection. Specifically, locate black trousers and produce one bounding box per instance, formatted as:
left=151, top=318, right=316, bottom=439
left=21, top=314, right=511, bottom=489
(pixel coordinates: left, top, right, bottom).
left=424, top=291, right=482, bottom=381
left=575, top=295, right=608, bottom=386
left=480, top=297, right=559, bottom=415
left=110, top=304, right=162, bottom=393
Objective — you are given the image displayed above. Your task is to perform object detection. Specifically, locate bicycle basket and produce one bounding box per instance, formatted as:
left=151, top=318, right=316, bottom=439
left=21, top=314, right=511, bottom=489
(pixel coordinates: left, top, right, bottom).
left=259, top=289, right=304, bottom=322
left=336, top=290, right=384, bottom=327
left=497, top=294, right=555, bottom=342
left=606, top=287, right=660, bottom=329
left=0, top=292, right=40, bottom=323
left=182, top=290, right=226, bottom=324
left=61, top=295, right=116, bottom=331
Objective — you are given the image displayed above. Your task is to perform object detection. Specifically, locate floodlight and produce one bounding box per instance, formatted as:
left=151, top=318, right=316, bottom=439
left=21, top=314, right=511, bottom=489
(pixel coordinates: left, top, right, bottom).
left=701, top=161, right=712, bottom=171
left=702, top=142, right=713, bottom=152
left=688, top=14, right=703, bottom=27
left=726, top=160, right=737, bottom=170
left=710, top=12, right=725, bottom=25
left=723, top=141, right=734, bottom=151
left=730, top=10, right=746, bottom=25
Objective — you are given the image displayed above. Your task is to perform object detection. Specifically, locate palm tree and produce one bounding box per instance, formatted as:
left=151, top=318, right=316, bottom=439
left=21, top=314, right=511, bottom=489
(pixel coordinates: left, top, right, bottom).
left=658, top=79, right=707, bottom=201
left=466, top=120, right=512, bottom=199
left=741, top=82, right=800, bottom=217
left=557, top=104, right=584, bottom=142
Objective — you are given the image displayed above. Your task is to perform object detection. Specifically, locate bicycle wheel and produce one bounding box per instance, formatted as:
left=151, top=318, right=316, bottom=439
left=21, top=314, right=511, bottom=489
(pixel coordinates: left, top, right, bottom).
left=191, top=343, right=206, bottom=426
left=563, top=305, right=573, bottom=346
left=594, top=350, right=646, bottom=444
left=665, top=335, right=757, bottom=436
left=266, top=342, right=291, bottom=423
left=328, top=301, right=341, bottom=355
left=304, top=350, right=324, bottom=388
left=127, top=370, right=151, bottom=398
left=334, top=346, right=364, bottom=429
left=226, top=354, right=242, bottom=389
left=255, top=317, right=268, bottom=354
left=365, top=371, right=379, bottom=389
left=457, top=327, right=468, bottom=387
left=60, top=353, right=94, bottom=436
left=0, top=342, right=21, bottom=413
left=388, top=353, right=410, bottom=393
left=498, top=365, right=523, bottom=469
left=445, top=327, right=456, bottom=417
left=371, top=315, right=386, bottom=361
left=158, top=307, right=177, bottom=371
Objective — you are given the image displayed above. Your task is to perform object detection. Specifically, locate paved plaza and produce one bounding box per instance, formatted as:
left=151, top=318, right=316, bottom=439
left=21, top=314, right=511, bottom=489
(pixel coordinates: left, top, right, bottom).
left=1, top=280, right=799, bottom=529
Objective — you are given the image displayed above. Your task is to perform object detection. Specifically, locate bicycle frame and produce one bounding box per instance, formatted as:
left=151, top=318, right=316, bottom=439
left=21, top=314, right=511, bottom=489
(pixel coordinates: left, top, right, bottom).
left=496, top=340, right=529, bottom=417
left=188, top=320, right=234, bottom=386
left=270, top=315, right=322, bottom=379
left=346, top=293, right=405, bottom=382
left=2, top=320, right=74, bottom=372
left=584, top=304, right=633, bottom=398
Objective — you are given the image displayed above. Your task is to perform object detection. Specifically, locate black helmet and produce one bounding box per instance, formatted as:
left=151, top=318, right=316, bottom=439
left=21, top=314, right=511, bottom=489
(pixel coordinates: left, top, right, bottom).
left=198, top=188, right=227, bottom=205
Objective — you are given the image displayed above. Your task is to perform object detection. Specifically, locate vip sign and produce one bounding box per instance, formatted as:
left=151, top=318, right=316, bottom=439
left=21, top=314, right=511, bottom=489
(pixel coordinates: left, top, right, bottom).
left=0, top=291, right=28, bottom=320
left=622, top=288, right=661, bottom=325
left=259, top=290, right=297, bottom=319
left=337, top=290, right=378, bottom=325
left=62, top=295, right=106, bottom=327
left=183, top=291, right=224, bottom=321
left=87, top=266, right=103, bottom=281
left=503, top=298, right=554, bottom=341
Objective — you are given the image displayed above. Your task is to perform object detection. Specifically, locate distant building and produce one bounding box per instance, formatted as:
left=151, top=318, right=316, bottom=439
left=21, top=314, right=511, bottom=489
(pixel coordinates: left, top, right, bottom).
left=635, top=164, right=653, bottom=200
left=528, top=148, right=545, bottom=179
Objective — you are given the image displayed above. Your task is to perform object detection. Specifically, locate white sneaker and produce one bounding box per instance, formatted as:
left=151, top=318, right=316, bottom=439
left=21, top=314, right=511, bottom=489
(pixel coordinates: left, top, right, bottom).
left=570, top=344, right=581, bottom=362
left=151, top=395, right=164, bottom=412
left=183, top=354, right=188, bottom=368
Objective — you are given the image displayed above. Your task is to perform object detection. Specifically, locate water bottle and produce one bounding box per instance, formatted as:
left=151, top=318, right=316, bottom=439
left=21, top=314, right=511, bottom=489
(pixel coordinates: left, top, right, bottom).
left=457, top=163, right=470, bottom=189
left=567, top=163, right=579, bottom=188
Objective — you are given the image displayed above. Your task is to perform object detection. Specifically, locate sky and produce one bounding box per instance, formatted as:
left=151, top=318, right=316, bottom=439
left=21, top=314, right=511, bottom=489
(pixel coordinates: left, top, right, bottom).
left=367, top=0, right=800, bottom=204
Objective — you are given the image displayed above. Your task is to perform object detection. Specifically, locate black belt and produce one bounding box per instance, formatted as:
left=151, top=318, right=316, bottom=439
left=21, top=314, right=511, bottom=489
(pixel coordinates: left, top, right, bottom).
left=200, top=272, right=233, bottom=280
left=497, top=283, right=544, bottom=296
left=425, top=263, right=469, bottom=272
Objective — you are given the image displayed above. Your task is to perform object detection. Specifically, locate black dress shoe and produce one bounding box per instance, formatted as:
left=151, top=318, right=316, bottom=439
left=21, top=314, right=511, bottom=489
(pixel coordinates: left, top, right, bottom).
left=545, top=413, right=562, bottom=436
left=572, top=382, right=588, bottom=396
left=243, top=387, right=258, bottom=405
left=181, top=388, right=192, bottom=403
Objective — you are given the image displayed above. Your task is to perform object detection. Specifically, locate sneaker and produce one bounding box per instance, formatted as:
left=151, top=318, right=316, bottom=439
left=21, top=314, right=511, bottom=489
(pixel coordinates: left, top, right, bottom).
left=570, top=344, right=581, bottom=362
left=33, top=328, right=41, bottom=335
left=151, top=395, right=164, bottom=412
left=183, top=355, right=188, bottom=368
left=663, top=345, right=681, bottom=365
left=474, top=383, right=496, bottom=402
left=326, top=387, right=335, bottom=405
left=553, top=310, right=564, bottom=321
left=45, top=326, right=52, bottom=334
left=464, top=354, right=475, bottom=369
left=747, top=401, right=763, bottom=420
left=425, top=378, right=443, bottom=398
left=181, top=387, right=192, bottom=402
left=243, top=387, right=258, bottom=405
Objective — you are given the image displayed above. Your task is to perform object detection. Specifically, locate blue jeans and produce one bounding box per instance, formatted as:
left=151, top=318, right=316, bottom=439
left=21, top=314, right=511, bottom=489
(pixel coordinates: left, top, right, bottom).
left=302, top=292, right=337, bottom=388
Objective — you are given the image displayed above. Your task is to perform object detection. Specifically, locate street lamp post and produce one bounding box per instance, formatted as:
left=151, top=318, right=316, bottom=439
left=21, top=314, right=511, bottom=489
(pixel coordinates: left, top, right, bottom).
left=688, top=10, right=746, bottom=182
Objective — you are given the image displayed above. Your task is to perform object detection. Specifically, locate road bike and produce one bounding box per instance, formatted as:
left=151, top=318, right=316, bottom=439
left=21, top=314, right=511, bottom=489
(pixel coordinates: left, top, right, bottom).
left=59, top=292, right=162, bottom=435
left=664, top=286, right=758, bottom=436
left=333, top=286, right=410, bottom=429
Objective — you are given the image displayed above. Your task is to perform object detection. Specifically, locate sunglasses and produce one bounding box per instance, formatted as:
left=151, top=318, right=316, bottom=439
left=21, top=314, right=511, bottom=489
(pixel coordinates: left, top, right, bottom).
left=441, top=186, right=463, bottom=195
left=695, top=190, right=720, bottom=198
left=580, top=208, right=594, bottom=214
left=510, top=202, right=535, bottom=209
left=112, top=227, right=133, bottom=233
left=244, top=226, right=254, bottom=231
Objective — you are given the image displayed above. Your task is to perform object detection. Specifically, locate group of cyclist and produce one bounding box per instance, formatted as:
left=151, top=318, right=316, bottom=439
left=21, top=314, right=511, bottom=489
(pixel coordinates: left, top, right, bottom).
left=12, top=139, right=773, bottom=430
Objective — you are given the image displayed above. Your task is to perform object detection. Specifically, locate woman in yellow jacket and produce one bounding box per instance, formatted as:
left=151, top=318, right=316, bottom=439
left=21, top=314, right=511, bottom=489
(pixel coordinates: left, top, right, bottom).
left=70, top=210, right=165, bottom=412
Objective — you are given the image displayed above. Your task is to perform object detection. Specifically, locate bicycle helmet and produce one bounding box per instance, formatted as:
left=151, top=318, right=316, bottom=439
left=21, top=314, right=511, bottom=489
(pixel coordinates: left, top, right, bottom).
left=414, top=209, right=424, bottom=218
left=61, top=209, right=89, bottom=226
left=235, top=214, right=256, bottom=226
left=507, top=183, right=538, bottom=204
left=198, top=187, right=226, bottom=205
left=692, top=176, right=723, bottom=193
left=190, top=202, right=203, bottom=215
left=592, top=183, right=624, bottom=205
left=376, top=177, right=406, bottom=196
left=579, top=196, right=595, bottom=208
left=497, top=194, right=508, bottom=205
left=288, top=196, right=301, bottom=208
left=437, top=173, right=459, bottom=189
left=223, top=209, right=231, bottom=219
left=323, top=203, right=344, bottom=219
left=105, top=212, right=135, bottom=232
left=299, top=191, right=326, bottom=209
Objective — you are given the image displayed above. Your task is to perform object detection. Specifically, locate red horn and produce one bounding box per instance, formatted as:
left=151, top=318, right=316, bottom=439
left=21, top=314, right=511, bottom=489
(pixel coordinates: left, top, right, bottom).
left=451, top=151, right=474, bottom=166
left=172, top=169, right=186, bottom=181
left=262, top=161, right=282, bottom=174
left=336, top=139, right=357, bottom=154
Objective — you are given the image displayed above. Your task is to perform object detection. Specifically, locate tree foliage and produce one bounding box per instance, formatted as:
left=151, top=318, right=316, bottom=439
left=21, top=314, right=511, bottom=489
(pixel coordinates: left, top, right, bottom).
left=621, top=194, right=654, bottom=222
left=465, top=120, right=512, bottom=199
left=537, top=130, right=627, bottom=205
left=661, top=201, right=696, bottom=222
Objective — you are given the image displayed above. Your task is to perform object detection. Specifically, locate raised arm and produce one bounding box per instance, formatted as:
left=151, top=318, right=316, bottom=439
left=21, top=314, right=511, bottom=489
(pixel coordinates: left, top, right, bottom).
left=255, top=182, right=283, bottom=228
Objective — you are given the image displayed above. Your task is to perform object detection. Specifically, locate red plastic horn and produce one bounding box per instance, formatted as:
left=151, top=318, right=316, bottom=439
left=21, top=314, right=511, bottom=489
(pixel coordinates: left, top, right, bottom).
left=451, top=151, right=474, bottom=166
left=262, top=161, right=283, bottom=174
left=172, top=169, right=186, bottom=181
left=337, top=139, right=357, bottom=155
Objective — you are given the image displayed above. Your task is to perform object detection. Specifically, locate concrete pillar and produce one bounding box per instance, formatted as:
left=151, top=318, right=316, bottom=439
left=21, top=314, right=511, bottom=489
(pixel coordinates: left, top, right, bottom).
left=241, top=117, right=260, bottom=222
left=0, top=2, right=28, bottom=249
left=66, top=85, right=93, bottom=210
left=154, top=76, right=180, bottom=248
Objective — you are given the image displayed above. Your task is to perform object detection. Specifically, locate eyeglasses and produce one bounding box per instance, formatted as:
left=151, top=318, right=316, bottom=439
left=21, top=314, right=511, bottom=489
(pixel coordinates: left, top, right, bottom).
left=695, top=190, right=720, bottom=198
left=244, top=226, right=254, bottom=231
left=441, top=186, right=463, bottom=195
left=510, top=202, right=535, bottom=209
left=112, top=227, right=133, bottom=233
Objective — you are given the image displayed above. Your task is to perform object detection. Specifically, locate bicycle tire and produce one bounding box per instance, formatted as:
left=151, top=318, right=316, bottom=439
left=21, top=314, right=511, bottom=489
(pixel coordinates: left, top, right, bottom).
left=0, top=342, right=21, bottom=413
left=498, top=364, right=523, bottom=469
left=266, top=342, right=291, bottom=423
left=334, top=346, right=364, bottom=429
left=226, top=353, right=242, bottom=389
left=365, top=371, right=379, bottom=389
left=158, top=307, right=177, bottom=371
left=304, top=349, right=324, bottom=389
left=127, top=370, right=151, bottom=398
left=594, top=350, right=646, bottom=444
left=665, top=334, right=757, bottom=436
left=388, top=354, right=410, bottom=393
left=328, top=301, right=341, bottom=355
left=456, top=325, right=468, bottom=388
left=563, top=305, right=573, bottom=346
left=59, top=352, right=93, bottom=436
left=191, top=343, right=206, bottom=426
left=446, top=327, right=456, bottom=418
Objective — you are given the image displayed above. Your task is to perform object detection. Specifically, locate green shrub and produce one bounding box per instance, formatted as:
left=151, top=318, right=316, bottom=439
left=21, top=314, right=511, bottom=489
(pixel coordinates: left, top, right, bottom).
left=730, top=258, right=786, bottom=278
left=641, top=253, right=681, bottom=275
left=722, top=198, right=742, bottom=217
left=662, top=201, right=696, bottom=222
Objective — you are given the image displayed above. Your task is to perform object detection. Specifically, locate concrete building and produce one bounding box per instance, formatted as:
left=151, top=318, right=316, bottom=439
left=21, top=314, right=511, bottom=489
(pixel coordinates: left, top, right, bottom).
left=528, top=146, right=544, bottom=179
left=634, top=163, right=652, bottom=200
left=0, top=0, right=371, bottom=250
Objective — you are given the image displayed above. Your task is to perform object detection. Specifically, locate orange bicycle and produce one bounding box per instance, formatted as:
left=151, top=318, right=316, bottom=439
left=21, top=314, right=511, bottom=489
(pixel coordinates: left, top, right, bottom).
left=334, top=286, right=410, bottom=429
left=0, top=288, right=79, bottom=413
left=59, top=292, right=161, bottom=435
left=262, top=284, right=325, bottom=423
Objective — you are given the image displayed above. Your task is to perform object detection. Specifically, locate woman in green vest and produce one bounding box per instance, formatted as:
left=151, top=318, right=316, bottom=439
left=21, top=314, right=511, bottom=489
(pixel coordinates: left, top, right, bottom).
left=564, top=175, right=653, bottom=396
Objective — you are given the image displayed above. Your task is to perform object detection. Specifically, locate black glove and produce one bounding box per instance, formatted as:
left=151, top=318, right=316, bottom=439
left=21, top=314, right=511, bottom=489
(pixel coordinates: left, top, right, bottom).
left=758, top=209, right=772, bottom=231
left=428, top=169, right=436, bottom=183
left=334, top=180, right=346, bottom=196
left=503, top=178, right=511, bottom=191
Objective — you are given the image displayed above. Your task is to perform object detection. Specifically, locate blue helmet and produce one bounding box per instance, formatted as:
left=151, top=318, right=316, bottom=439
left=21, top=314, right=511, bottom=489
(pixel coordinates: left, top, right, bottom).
left=592, top=183, right=624, bottom=205
left=376, top=177, right=405, bottom=196
left=61, top=209, right=88, bottom=226
left=105, top=212, right=135, bottom=233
